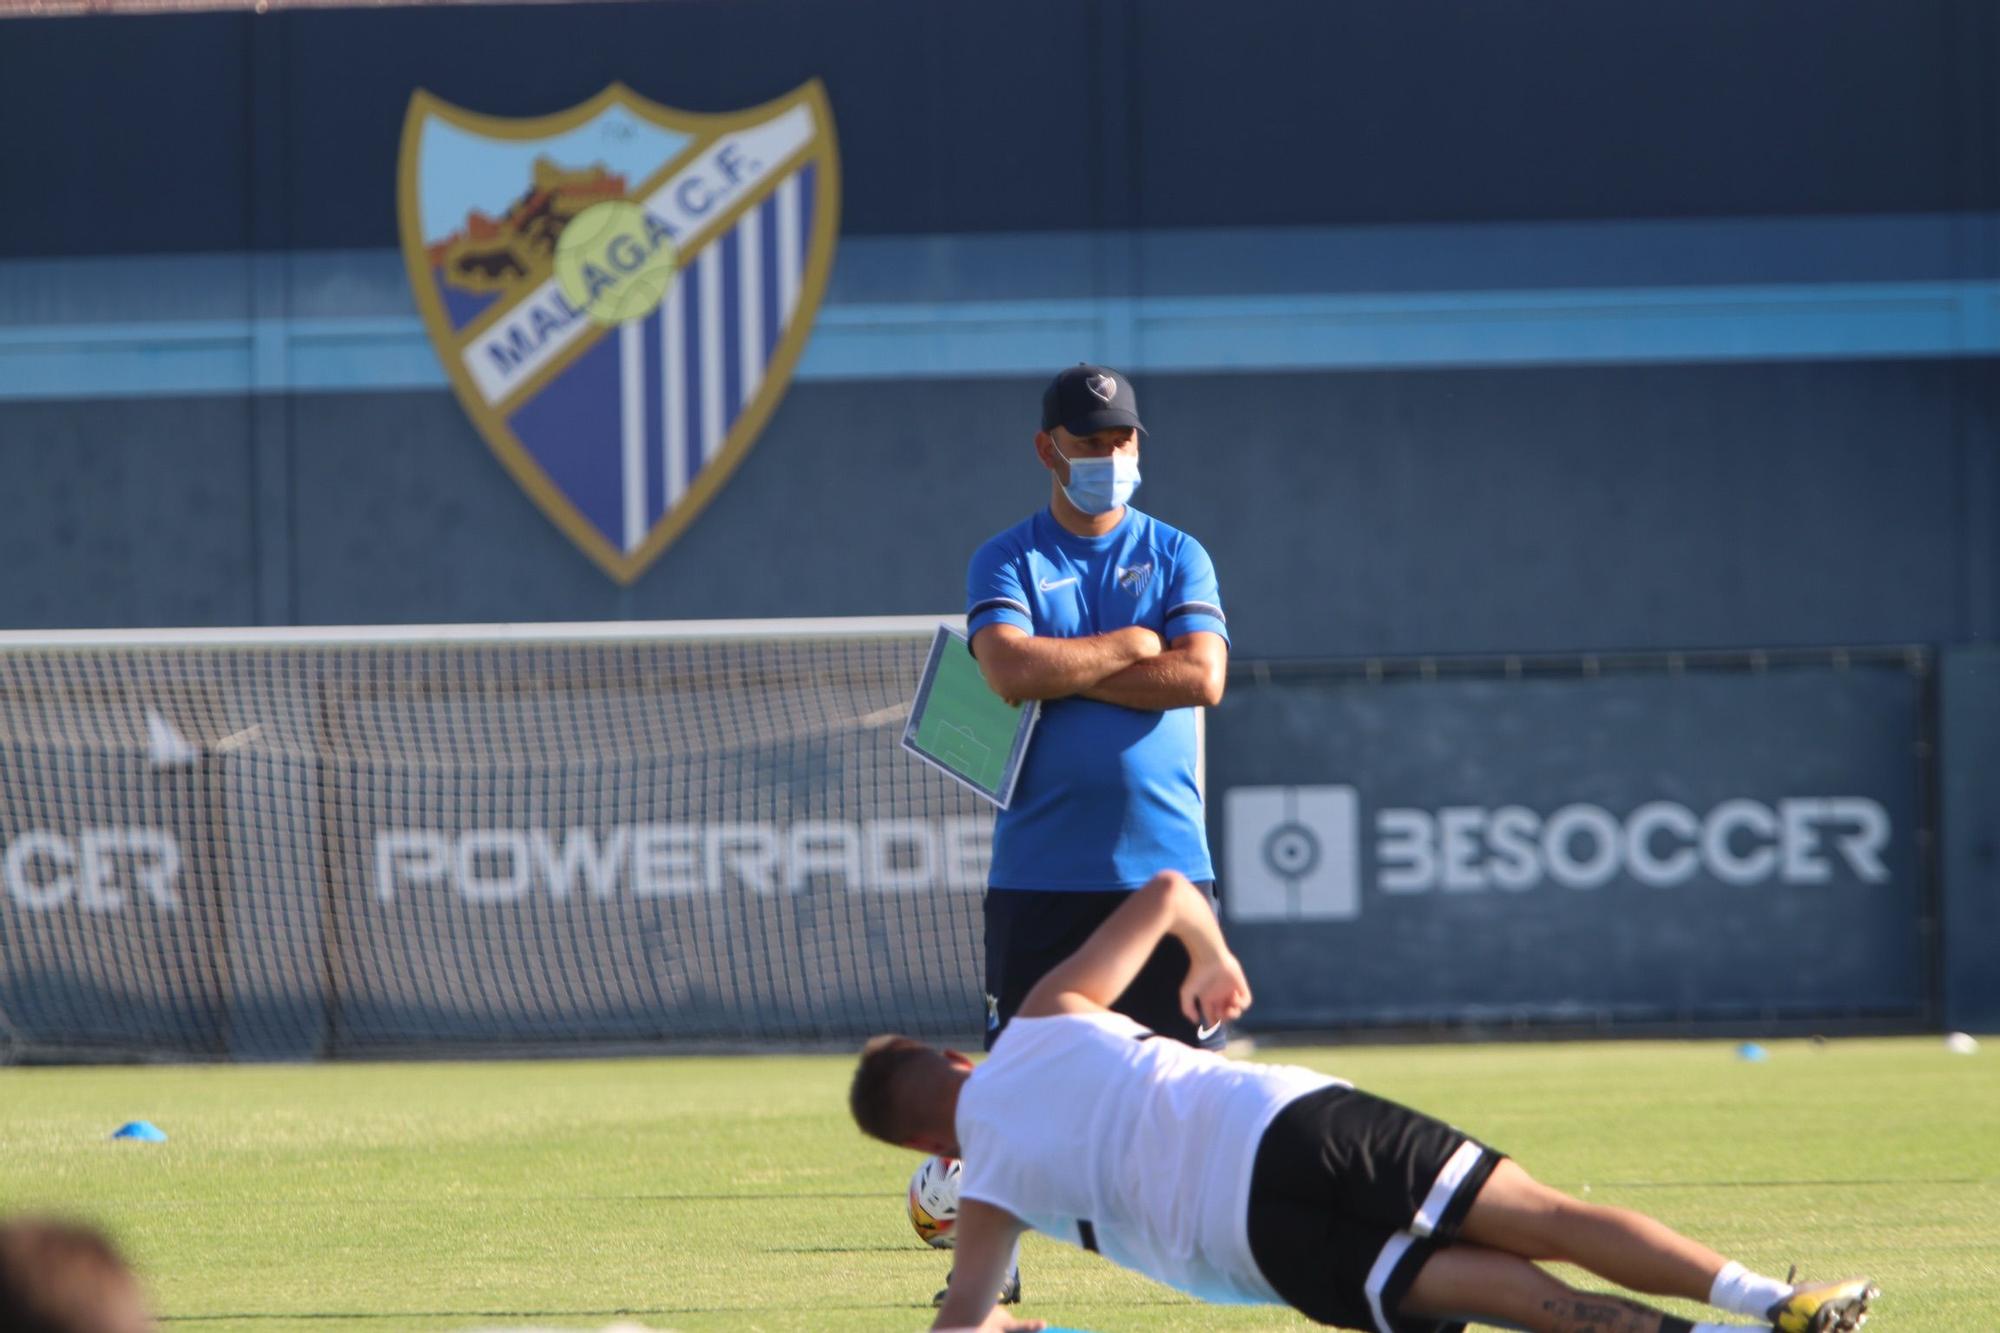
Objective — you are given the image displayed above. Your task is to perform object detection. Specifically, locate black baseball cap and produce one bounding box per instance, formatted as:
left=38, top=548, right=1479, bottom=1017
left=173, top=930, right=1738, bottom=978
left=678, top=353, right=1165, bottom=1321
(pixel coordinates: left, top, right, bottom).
left=1041, top=364, right=1146, bottom=438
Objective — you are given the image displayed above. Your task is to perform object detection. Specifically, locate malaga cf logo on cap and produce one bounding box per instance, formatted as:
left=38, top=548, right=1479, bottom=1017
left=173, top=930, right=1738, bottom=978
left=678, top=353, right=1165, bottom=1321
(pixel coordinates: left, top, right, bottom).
left=397, top=82, right=841, bottom=583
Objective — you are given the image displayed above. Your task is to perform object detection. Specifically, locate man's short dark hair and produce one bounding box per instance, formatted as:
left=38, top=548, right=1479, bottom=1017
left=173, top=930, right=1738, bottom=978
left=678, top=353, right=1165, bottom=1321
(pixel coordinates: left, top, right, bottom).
left=0, top=1217, right=151, bottom=1333
left=850, top=1034, right=943, bottom=1146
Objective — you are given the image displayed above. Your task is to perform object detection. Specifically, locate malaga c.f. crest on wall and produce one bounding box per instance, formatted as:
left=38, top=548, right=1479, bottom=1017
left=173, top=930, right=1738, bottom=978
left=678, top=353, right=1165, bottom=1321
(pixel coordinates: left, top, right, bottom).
left=397, top=82, right=839, bottom=583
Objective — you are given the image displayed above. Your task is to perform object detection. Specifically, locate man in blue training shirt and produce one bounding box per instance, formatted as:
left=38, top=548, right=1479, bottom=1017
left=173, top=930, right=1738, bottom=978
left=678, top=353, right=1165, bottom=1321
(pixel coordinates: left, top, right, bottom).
left=966, top=363, right=1230, bottom=1050
left=939, top=364, right=1230, bottom=1308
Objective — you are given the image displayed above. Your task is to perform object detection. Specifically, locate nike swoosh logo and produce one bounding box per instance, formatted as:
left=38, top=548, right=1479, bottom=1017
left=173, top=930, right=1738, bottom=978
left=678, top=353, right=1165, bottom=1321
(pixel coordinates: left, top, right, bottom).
left=1196, top=1021, right=1222, bottom=1040
left=1038, top=575, right=1080, bottom=591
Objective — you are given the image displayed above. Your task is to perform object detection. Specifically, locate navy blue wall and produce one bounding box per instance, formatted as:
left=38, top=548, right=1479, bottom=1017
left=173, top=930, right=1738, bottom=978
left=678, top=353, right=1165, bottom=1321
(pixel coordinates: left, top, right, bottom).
left=3, top=0, right=1997, bottom=258
left=1942, top=647, right=2000, bottom=1031
left=1, top=361, right=1991, bottom=658
left=0, top=0, right=1994, bottom=656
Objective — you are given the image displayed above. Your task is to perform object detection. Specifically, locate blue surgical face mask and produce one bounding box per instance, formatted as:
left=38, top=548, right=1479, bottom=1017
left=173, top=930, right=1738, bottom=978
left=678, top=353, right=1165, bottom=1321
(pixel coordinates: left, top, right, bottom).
left=1054, top=441, right=1141, bottom=515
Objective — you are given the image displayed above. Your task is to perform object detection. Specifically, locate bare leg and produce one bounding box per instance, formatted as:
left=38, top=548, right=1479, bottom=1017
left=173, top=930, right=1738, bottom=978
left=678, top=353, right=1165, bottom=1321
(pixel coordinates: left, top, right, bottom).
left=1459, top=1159, right=1727, bottom=1303
left=1403, top=1242, right=1692, bottom=1333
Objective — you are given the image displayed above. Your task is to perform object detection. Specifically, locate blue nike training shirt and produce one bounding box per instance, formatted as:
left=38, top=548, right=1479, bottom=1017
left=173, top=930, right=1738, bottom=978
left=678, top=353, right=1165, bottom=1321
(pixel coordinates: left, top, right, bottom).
left=965, top=507, right=1228, bottom=890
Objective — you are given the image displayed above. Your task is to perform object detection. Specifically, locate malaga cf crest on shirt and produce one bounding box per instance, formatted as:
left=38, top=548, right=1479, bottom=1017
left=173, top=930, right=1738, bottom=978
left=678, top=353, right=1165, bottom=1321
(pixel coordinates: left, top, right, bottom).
left=397, top=82, right=839, bottom=582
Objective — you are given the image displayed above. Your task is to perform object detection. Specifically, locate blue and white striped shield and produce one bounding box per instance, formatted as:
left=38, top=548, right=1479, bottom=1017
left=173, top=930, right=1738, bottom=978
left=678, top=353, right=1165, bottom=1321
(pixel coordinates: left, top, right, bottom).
left=397, top=82, right=840, bottom=582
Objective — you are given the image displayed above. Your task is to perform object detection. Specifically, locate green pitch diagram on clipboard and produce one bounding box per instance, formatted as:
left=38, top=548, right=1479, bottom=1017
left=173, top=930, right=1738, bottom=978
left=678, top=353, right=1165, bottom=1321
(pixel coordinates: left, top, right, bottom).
left=901, top=625, right=1040, bottom=809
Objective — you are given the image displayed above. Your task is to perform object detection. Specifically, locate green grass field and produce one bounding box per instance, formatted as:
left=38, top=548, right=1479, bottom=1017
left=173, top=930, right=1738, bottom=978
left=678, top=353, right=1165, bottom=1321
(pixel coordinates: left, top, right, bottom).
left=2, top=1039, right=1995, bottom=1332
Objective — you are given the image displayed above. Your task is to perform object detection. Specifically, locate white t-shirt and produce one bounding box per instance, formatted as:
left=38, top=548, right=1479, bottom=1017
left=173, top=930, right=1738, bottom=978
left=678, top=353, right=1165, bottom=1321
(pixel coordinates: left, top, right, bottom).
left=954, top=1011, right=1345, bottom=1304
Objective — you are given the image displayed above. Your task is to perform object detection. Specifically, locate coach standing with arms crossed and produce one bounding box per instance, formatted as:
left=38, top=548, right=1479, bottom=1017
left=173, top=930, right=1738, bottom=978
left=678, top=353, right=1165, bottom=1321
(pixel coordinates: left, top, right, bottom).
left=935, top=364, right=1229, bottom=1308
left=967, top=364, right=1230, bottom=1048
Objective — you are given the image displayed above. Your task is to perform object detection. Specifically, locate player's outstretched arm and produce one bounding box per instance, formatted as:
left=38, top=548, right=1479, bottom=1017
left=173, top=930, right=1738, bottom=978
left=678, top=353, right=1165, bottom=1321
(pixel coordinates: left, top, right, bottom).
left=970, top=624, right=1163, bottom=703
left=932, top=1201, right=1044, bottom=1333
left=1079, top=631, right=1226, bottom=710
left=1016, top=871, right=1250, bottom=1027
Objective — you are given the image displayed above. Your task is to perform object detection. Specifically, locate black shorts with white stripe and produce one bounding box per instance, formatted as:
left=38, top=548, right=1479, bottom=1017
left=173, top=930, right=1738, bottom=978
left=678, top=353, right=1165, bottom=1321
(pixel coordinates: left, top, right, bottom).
left=1245, top=1085, right=1504, bottom=1333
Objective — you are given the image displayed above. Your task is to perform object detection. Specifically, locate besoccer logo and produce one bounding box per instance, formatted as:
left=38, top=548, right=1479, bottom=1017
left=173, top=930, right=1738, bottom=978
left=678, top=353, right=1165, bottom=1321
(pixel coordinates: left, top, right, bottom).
left=1224, top=786, right=1894, bottom=921
left=1222, top=785, right=1361, bottom=922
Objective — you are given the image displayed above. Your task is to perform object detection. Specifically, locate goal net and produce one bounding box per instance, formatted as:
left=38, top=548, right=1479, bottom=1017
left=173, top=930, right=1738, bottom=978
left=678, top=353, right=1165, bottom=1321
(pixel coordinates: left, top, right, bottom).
left=0, top=617, right=991, bottom=1060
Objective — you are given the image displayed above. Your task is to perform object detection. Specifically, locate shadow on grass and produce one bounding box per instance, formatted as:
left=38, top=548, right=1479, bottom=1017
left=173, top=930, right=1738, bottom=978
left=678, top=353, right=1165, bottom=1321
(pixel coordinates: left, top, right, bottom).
left=160, top=1296, right=1202, bottom=1321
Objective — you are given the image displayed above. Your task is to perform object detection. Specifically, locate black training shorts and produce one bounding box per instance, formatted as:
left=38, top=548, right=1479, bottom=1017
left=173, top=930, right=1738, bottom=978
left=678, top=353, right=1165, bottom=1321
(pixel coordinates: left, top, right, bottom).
left=982, top=883, right=1228, bottom=1051
left=1245, top=1085, right=1504, bottom=1333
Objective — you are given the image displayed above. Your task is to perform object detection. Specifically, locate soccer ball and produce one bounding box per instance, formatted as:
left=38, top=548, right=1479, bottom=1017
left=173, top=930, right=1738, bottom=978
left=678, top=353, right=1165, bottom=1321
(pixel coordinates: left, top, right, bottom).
left=907, top=1154, right=961, bottom=1249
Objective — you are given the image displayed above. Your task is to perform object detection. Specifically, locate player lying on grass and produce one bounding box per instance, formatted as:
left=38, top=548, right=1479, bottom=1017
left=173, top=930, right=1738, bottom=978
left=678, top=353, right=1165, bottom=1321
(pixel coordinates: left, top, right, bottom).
left=849, top=871, right=1879, bottom=1333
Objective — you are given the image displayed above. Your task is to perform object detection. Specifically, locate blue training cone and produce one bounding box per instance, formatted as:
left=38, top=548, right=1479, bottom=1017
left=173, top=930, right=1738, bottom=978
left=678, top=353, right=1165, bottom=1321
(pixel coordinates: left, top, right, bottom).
left=1735, top=1042, right=1768, bottom=1063
left=111, top=1120, right=167, bottom=1142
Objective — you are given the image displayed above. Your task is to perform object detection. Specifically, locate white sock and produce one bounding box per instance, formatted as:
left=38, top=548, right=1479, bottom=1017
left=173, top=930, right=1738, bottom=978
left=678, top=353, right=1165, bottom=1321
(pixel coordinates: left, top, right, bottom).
left=1708, top=1259, right=1794, bottom=1317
